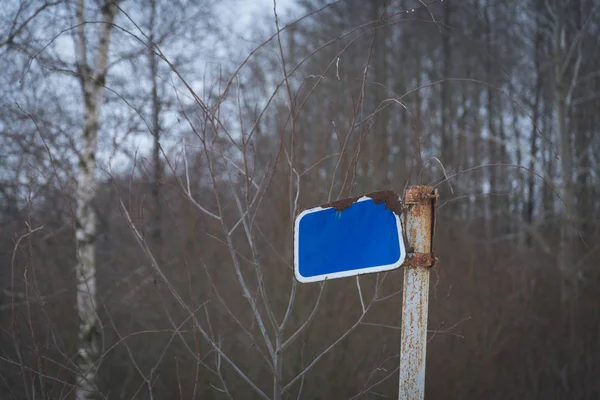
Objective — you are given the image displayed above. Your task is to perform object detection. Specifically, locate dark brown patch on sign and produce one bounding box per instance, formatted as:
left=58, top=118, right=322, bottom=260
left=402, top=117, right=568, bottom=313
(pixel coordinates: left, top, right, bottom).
left=319, top=190, right=403, bottom=216
left=321, top=195, right=361, bottom=211
left=366, top=190, right=403, bottom=216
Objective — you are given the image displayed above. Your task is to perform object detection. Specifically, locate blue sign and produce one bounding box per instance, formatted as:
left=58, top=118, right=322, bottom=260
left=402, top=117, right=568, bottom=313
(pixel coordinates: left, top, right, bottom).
left=294, top=191, right=405, bottom=283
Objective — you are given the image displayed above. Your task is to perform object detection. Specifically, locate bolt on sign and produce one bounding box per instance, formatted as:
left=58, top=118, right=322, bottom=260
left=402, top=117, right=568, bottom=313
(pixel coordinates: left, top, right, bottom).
left=294, top=190, right=406, bottom=283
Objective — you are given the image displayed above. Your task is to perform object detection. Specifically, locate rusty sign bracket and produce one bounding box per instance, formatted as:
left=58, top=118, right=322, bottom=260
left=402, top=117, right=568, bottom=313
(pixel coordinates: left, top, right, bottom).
left=398, top=186, right=438, bottom=400
left=402, top=188, right=439, bottom=269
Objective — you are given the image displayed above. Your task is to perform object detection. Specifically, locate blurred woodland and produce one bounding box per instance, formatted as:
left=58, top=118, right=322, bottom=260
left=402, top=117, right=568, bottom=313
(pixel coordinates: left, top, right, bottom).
left=1, top=0, right=600, bottom=399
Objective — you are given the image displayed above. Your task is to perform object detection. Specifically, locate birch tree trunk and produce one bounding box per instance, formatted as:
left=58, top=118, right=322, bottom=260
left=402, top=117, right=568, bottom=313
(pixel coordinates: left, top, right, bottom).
left=74, top=1, right=119, bottom=398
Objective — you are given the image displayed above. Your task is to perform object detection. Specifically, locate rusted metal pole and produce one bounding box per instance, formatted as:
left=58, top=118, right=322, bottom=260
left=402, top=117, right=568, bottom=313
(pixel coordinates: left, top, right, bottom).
left=399, top=186, right=438, bottom=400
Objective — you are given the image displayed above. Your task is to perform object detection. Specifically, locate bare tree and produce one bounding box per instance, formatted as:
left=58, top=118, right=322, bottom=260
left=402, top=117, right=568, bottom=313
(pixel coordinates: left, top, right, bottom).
left=537, top=0, right=599, bottom=302
left=72, top=1, right=120, bottom=398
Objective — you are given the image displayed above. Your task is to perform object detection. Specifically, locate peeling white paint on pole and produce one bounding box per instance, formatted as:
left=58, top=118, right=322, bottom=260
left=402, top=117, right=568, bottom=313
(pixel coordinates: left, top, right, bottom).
left=399, top=266, right=429, bottom=399
left=399, top=186, right=438, bottom=400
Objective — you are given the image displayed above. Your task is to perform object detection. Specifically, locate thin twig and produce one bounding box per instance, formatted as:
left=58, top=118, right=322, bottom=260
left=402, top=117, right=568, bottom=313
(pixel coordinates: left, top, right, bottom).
left=356, top=276, right=366, bottom=313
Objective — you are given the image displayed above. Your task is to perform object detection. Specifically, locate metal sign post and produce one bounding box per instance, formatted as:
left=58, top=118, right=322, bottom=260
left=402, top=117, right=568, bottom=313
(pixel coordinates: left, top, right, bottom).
left=398, top=186, right=438, bottom=400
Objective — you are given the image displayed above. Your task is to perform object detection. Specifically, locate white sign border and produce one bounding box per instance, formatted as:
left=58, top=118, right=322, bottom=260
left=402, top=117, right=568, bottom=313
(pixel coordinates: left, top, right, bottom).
left=294, top=196, right=406, bottom=283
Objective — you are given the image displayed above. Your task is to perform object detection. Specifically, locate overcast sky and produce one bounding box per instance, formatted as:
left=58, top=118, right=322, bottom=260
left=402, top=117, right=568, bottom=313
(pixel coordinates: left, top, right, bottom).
left=217, top=0, right=298, bottom=42
left=102, top=0, right=300, bottom=172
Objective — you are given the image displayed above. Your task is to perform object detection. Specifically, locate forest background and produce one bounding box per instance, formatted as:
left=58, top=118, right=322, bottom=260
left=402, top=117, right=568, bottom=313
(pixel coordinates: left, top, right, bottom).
left=1, top=0, right=599, bottom=399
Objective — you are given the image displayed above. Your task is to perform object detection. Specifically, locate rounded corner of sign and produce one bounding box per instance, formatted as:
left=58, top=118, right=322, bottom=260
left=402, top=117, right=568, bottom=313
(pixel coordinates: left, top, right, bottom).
left=294, top=268, right=311, bottom=283
left=395, top=252, right=406, bottom=269
left=395, top=239, right=406, bottom=268
left=294, top=206, right=322, bottom=227
left=294, top=211, right=305, bottom=228
left=296, top=208, right=310, bottom=220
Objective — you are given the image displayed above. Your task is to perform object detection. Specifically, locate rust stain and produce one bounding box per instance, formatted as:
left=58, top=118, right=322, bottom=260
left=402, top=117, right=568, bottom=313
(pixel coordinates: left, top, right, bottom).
left=405, top=253, right=434, bottom=268
left=320, top=195, right=361, bottom=211
left=430, top=188, right=439, bottom=268
left=403, top=186, right=439, bottom=269
left=366, top=190, right=403, bottom=216
left=319, top=190, right=403, bottom=216
left=405, top=185, right=432, bottom=204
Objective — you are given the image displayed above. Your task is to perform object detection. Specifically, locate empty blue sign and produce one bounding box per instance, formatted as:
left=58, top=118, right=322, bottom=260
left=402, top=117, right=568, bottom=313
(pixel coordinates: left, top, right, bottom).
left=294, top=191, right=405, bottom=283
